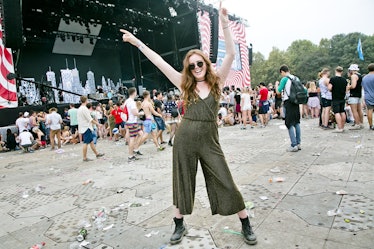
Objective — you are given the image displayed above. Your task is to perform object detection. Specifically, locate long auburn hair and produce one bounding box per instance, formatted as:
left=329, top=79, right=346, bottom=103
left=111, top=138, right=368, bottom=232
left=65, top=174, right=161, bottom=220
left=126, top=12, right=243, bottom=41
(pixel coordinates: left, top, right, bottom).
left=181, top=49, right=221, bottom=106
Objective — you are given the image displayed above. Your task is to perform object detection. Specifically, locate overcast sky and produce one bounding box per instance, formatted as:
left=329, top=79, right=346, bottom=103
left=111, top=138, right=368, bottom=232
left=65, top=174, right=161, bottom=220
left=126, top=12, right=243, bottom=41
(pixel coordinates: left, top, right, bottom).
left=216, top=0, right=374, bottom=57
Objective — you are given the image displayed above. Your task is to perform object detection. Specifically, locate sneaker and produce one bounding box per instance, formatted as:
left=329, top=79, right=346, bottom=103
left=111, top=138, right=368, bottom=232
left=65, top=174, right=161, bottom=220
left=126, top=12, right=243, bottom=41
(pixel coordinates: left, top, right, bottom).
left=96, top=153, right=105, bottom=158
left=134, top=150, right=143, bottom=156
left=370, top=126, right=374, bottom=130
left=128, top=155, right=138, bottom=163
left=286, top=146, right=299, bottom=152
left=297, top=144, right=301, bottom=150
left=333, top=128, right=344, bottom=133
left=158, top=146, right=165, bottom=151
left=83, top=158, right=93, bottom=162
left=349, top=124, right=361, bottom=130
left=160, top=141, right=167, bottom=145
left=168, top=141, right=173, bottom=146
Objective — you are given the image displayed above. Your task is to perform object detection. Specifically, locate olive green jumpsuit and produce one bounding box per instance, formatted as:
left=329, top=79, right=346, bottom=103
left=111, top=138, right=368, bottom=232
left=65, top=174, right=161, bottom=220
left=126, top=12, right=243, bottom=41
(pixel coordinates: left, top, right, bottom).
left=173, top=93, right=245, bottom=215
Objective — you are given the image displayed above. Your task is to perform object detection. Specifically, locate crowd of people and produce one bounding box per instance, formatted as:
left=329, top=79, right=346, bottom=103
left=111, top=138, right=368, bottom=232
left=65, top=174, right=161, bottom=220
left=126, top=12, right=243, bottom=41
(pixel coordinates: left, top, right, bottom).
left=1, top=63, right=373, bottom=156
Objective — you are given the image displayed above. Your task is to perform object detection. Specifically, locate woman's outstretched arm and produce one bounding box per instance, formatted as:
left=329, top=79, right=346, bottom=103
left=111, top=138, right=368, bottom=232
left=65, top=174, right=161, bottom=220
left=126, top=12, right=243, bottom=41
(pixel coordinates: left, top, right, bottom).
left=217, top=7, right=235, bottom=86
left=120, top=29, right=182, bottom=90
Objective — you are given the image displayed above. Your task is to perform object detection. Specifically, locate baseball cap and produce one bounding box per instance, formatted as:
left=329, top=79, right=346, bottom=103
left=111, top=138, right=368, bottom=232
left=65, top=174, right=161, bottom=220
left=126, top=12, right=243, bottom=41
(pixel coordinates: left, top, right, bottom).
left=348, top=64, right=359, bottom=71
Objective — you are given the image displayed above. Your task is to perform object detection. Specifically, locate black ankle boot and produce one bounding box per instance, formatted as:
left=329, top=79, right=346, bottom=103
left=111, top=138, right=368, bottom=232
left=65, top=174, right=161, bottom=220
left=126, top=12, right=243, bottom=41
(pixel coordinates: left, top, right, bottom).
left=170, top=217, right=187, bottom=245
left=240, top=216, right=257, bottom=245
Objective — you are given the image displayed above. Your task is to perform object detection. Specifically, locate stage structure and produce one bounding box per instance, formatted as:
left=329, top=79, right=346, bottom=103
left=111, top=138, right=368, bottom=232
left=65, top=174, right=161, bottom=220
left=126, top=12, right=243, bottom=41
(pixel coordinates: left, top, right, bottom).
left=197, top=10, right=251, bottom=88
left=0, top=0, right=250, bottom=111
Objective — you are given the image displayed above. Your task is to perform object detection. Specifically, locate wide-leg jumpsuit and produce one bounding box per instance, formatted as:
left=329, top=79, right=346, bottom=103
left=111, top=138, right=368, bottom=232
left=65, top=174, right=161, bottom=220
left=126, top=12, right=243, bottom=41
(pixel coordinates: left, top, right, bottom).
left=173, top=93, right=245, bottom=215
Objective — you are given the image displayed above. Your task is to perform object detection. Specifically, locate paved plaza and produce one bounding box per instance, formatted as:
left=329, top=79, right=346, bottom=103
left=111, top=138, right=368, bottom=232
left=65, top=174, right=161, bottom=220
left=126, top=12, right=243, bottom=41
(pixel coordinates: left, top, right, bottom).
left=0, top=118, right=373, bottom=249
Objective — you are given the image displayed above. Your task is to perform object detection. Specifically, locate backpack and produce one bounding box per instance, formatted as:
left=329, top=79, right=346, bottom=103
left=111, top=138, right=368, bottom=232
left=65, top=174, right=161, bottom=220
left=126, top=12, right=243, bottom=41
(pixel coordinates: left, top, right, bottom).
left=285, top=76, right=308, bottom=105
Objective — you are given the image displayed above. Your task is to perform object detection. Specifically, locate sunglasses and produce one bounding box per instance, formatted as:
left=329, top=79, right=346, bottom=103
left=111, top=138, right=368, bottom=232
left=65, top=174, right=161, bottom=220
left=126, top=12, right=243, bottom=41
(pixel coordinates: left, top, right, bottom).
left=188, top=61, right=204, bottom=70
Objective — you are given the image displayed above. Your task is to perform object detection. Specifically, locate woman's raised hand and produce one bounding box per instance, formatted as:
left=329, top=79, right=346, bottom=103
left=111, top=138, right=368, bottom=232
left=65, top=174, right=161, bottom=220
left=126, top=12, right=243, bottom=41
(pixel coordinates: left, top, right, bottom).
left=219, top=7, right=229, bottom=27
left=120, top=29, right=138, bottom=46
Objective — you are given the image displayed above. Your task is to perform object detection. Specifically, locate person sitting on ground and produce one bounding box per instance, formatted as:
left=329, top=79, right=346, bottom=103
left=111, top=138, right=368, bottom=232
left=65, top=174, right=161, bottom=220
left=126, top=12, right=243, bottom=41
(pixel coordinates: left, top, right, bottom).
left=6, top=129, right=17, bottom=151
left=61, top=126, right=74, bottom=145
left=32, top=127, right=47, bottom=148
left=0, top=134, right=9, bottom=152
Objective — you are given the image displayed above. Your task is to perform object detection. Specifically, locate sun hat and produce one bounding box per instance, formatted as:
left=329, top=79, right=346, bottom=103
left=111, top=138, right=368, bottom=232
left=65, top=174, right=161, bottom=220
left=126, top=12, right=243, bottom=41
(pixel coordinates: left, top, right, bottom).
left=24, top=112, right=29, bottom=117
left=348, top=64, right=359, bottom=71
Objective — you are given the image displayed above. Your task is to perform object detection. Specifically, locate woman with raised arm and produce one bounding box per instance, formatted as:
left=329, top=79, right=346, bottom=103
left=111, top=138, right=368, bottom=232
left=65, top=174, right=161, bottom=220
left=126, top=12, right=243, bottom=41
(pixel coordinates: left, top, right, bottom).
left=120, top=7, right=257, bottom=246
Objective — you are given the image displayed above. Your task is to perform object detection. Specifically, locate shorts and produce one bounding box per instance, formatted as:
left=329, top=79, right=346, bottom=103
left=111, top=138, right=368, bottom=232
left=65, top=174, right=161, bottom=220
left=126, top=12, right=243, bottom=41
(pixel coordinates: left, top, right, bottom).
left=348, top=97, right=361, bottom=105
left=259, top=101, right=269, bottom=114
left=70, top=125, right=78, bottom=134
left=321, top=98, right=332, bottom=108
left=82, top=129, right=94, bottom=144
left=366, top=103, right=374, bottom=110
left=275, top=99, right=282, bottom=109
left=241, top=105, right=252, bottom=111
left=115, top=121, right=125, bottom=129
left=235, top=104, right=241, bottom=113
left=126, top=123, right=140, bottom=138
left=98, top=119, right=105, bottom=125
left=154, top=116, right=165, bottom=131
left=143, top=119, right=157, bottom=134
left=332, top=100, right=346, bottom=114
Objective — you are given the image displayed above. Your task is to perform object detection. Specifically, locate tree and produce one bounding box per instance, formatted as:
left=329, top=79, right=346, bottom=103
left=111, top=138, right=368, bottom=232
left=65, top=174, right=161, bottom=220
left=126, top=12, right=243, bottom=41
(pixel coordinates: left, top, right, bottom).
left=250, top=32, right=374, bottom=86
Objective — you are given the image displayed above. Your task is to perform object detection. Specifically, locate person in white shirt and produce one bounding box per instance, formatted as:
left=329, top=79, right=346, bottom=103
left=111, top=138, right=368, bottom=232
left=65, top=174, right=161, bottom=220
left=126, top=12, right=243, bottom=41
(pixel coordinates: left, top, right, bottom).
left=77, top=96, right=104, bottom=162
left=15, top=112, right=30, bottom=134
left=46, top=107, right=63, bottom=150
left=125, top=87, right=143, bottom=162
left=19, top=129, right=37, bottom=152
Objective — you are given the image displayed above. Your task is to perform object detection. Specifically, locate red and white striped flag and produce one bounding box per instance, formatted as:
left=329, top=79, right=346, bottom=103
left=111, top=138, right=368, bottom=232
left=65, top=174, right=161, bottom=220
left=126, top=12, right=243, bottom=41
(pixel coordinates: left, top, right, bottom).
left=0, top=20, right=18, bottom=108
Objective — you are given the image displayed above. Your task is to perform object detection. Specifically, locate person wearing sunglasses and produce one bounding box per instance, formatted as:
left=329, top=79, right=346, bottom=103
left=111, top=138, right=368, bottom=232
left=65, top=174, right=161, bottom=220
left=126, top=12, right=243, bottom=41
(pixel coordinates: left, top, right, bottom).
left=120, top=6, right=257, bottom=246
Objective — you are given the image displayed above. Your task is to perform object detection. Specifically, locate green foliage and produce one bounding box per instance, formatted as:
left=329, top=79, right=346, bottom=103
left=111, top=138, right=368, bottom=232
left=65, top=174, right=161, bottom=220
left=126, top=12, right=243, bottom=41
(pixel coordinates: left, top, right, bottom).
left=250, top=32, right=374, bottom=85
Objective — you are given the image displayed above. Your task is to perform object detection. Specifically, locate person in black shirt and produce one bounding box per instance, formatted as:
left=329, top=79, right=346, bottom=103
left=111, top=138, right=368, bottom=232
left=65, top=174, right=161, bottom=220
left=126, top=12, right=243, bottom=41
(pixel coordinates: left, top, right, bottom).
left=153, top=92, right=166, bottom=144
left=347, top=64, right=364, bottom=129
left=328, top=66, right=348, bottom=132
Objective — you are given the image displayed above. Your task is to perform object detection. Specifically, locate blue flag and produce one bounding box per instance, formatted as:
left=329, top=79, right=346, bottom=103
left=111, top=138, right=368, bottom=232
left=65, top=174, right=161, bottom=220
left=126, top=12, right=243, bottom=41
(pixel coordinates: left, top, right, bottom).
left=357, top=38, right=364, bottom=61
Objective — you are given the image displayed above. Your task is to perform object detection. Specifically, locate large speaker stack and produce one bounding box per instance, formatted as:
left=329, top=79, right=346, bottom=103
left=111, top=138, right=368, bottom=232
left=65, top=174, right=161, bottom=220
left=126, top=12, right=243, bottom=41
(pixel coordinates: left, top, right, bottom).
left=209, top=8, right=219, bottom=63
left=1, top=0, right=24, bottom=49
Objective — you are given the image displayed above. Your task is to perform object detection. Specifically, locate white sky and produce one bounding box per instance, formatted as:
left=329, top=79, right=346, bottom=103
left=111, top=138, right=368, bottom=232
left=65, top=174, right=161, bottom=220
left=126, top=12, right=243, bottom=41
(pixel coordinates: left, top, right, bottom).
left=215, top=0, right=374, bottom=57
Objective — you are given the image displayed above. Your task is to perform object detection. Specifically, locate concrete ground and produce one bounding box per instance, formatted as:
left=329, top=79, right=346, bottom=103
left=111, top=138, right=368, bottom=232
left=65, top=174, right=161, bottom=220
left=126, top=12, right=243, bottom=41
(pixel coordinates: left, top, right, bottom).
left=0, top=118, right=373, bottom=249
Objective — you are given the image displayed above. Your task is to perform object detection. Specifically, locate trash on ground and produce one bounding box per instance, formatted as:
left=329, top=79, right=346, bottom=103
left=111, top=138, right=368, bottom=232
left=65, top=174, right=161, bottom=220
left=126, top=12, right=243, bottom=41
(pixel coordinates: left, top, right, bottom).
left=116, top=189, right=124, bottom=194
left=22, top=190, right=30, bottom=198
left=269, top=177, right=273, bottom=183
left=259, top=196, right=268, bottom=200
left=327, top=208, right=342, bottom=216
left=360, top=210, right=365, bottom=214
left=270, top=167, right=281, bottom=173
left=103, top=224, right=114, bottom=231
left=275, top=177, right=285, bottom=182
left=344, top=218, right=351, bottom=223
left=55, top=149, right=64, bottom=154
left=76, top=228, right=88, bottom=242
left=80, top=241, right=90, bottom=247
left=355, top=144, right=363, bottom=149
left=83, top=179, right=92, bottom=185
left=336, top=190, right=347, bottom=195
left=35, top=184, right=45, bottom=192
left=312, top=153, right=321, bottom=156
left=77, top=220, right=91, bottom=228
left=245, top=201, right=255, bottom=210
left=144, top=230, right=159, bottom=238
left=223, top=228, right=242, bottom=236
left=130, top=203, right=142, bottom=207
left=29, top=242, right=45, bottom=249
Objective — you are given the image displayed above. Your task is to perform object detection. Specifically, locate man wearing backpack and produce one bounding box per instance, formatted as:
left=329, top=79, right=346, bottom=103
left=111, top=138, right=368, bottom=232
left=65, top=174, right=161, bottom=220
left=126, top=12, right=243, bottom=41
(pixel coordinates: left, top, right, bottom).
left=276, top=65, right=302, bottom=152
